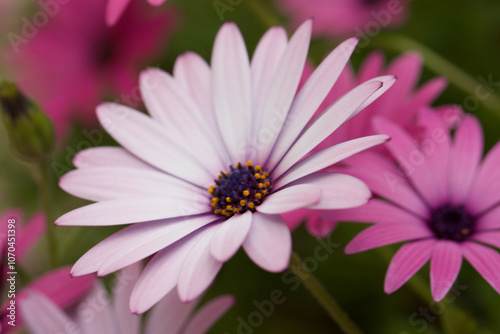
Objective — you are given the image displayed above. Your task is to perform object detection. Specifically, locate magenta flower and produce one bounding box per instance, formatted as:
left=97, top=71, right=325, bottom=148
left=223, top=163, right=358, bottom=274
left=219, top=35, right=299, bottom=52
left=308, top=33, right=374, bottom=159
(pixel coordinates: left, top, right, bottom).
left=20, top=264, right=234, bottom=334
left=283, top=51, right=450, bottom=236
left=56, top=21, right=395, bottom=312
left=107, top=0, right=167, bottom=26
left=278, top=0, right=410, bottom=38
left=6, top=0, right=174, bottom=139
left=328, top=111, right=500, bottom=301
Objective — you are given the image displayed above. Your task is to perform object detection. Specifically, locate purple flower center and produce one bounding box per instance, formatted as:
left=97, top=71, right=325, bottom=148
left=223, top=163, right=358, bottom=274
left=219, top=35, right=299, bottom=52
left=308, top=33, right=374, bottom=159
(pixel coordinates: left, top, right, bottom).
left=428, top=205, right=475, bottom=242
left=208, top=161, right=273, bottom=218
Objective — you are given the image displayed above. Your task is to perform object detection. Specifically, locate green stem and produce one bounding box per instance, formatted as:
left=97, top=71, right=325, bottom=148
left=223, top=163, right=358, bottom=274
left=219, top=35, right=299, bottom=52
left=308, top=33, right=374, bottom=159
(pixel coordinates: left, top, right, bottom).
left=371, top=33, right=500, bottom=119
left=244, top=0, right=281, bottom=28
left=37, top=159, right=58, bottom=268
left=289, top=251, right=364, bottom=334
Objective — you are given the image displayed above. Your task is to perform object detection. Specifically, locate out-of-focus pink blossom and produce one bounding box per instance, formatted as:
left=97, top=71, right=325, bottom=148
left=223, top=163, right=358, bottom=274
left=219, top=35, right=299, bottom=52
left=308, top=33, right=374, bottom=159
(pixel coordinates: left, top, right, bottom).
left=278, top=0, right=410, bottom=38
left=6, top=0, right=175, bottom=140
left=107, top=0, right=167, bottom=26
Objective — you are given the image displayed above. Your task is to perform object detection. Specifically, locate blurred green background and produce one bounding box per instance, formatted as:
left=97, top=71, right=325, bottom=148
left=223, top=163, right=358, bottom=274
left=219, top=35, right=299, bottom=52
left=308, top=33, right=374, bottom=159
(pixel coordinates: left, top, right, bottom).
left=1, top=0, right=500, bottom=333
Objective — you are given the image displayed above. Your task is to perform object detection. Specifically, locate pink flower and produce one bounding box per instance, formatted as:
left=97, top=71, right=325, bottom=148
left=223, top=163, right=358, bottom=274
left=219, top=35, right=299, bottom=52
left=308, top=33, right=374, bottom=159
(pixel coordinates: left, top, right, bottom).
left=0, top=210, right=94, bottom=331
left=107, top=0, right=167, bottom=26
left=283, top=51, right=450, bottom=236
left=278, top=0, right=410, bottom=38
left=328, top=111, right=500, bottom=301
left=57, top=21, right=395, bottom=312
left=6, top=0, right=175, bottom=140
left=20, top=264, right=234, bottom=334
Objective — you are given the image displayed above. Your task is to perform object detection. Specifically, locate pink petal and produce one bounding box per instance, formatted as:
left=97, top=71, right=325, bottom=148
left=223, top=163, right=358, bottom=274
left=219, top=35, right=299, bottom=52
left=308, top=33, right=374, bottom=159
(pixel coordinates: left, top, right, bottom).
left=106, top=0, right=132, bottom=26
left=178, top=227, right=223, bottom=302
left=342, top=151, right=429, bottom=218
left=211, top=22, right=252, bottom=162
left=144, top=289, right=198, bottom=334
left=71, top=216, right=215, bottom=276
left=78, top=282, right=116, bottom=333
left=182, top=295, right=235, bottom=334
left=411, top=78, right=448, bottom=112
left=475, top=205, right=500, bottom=230
left=274, top=80, right=386, bottom=176
left=276, top=135, right=389, bottom=187
left=385, top=239, right=436, bottom=294
left=250, top=26, right=288, bottom=142
left=60, top=166, right=204, bottom=202
left=97, top=103, right=213, bottom=187
left=449, top=115, right=483, bottom=205
left=256, top=20, right=312, bottom=163
left=113, top=264, right=141, bottom=334
left=97, top=215, right=216, bottom=276
left=242, top=213, right=291, bottom=272
left=462, top=241, right=500, bottom=294
left=139, top=68, right=226, bottom=175
left=372, top=117, right=441, bottom=207
left=287, top=173, right=371, bottom=210
left=323, top=199, right=428, bottom=227
left=267, top=37, right=358, bottom=169
left=72, top=147, right=155, bottom=170
left=466, top=139, right=500, bottom=214
left=56, top=197, right=209, bottom=226
left=416, top=108, right=452, bottom=204
left=257, top=184, right=321, bottom=214
left=211, top=211, right=252, bottom=262
left=430, top=241, right=463, bottom=301
left=345, top=223, right=433, bottom=254
left=20, top=291, right=78, bottom=334
left=17, top=212, right=45, bottom=260
left=471, top=231, right=500, bottom=251
left=130, top=232, right=206, bottom=314
left=148, top=0, right=166, bottom=6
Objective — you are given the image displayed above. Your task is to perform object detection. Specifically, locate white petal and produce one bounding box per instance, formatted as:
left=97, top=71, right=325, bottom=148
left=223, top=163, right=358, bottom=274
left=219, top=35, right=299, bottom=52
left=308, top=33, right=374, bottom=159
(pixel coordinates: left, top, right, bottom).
left=60, top=167, right=206, bottom=202
left=257, top=184, right=321, bottom=214
left=256, top=20, right=312, bottom=163
left=276, top=134, right=389, bottom=187
left=212, top=22, right=252, bottom=162
left=78, top=282, right=118, bottom=334
left=113, top=264, right=141, bottom=334
left=242, top=213, right=291, bottom=272
left=73, top=146, right=156, bottom=170
left=182, top=295, right=235, bottom=334
left=210, top=211, right=252, bottom=262
left=178, top=227, right=223, bottom=301
left=97, top=103, right=214, bottom=187
left=266, top=37, right=359, bottom=169
left=56, top=197, right=209, bottom=226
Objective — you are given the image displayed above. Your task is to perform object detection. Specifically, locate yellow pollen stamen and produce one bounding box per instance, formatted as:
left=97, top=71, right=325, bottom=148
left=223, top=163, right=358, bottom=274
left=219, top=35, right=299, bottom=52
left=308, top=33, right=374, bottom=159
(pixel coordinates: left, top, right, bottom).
left=212, top=197, right=219, bottom=203
left=226, top=197, right=232, bottom=203
left=262, top=190, right=268, bottom=196
left=243, top=190, right=250, bottom=196
left=226, top=205, right=233, bottom=211
left=233, top=208, right=240, bottom=214
left=256, top=165, right=262, bottom=172
left=240, top=200, right=247, bottom=206
left=258, top=183, right=264, bottom=189
left=246, top=161, right=253, bottom=167
left=221, top=209, right=228, bottom=216
left=461, top=228, right=469, bottom=236
left=255, top=193, right=262, bottom=200
left=236, top=162, right=242, bottom=168
left=248, top=203, right=255, bottom=210
left=255, top=173, right=261, bottom=179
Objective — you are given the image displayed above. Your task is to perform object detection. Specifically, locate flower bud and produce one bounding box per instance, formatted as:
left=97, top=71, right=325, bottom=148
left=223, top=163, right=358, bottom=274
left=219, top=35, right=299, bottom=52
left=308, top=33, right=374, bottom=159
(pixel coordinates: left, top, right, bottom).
left=0, top=81, right=54, bottom=161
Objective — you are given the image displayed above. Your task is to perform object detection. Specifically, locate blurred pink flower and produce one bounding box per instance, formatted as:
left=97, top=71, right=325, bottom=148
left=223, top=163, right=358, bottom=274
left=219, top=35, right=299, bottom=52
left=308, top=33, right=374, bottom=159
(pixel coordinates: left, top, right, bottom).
left=278, top=0, right=410, bottom=38
left=107, top=0, right=167, bottom=26
left=328, top=112, right=500, bottom=301
left=20, top=264, right=234, bottom=334
left=7, top=0, right=175, bottom=140
left=0, top=210, right=94, bottom=331
left=283, top=51, right=451, bottom=236
left=56, top=21, right=394, bottom=311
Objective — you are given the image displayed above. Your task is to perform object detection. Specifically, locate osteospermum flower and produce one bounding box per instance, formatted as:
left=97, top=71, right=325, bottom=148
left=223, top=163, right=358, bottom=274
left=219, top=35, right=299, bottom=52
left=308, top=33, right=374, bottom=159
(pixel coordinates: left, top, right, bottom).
left=107, top=0, right=167, bottom=25
left=328, top=110, right=500, bottom=301
left=6, top=0, right=174, bottom=139
left=278, top=0, right=409, bottom=38
left=57, top=21, right=395, bottom=312
left=283, top=51, right=451, bottom=236
left=20, top=264, right=233, bottom=334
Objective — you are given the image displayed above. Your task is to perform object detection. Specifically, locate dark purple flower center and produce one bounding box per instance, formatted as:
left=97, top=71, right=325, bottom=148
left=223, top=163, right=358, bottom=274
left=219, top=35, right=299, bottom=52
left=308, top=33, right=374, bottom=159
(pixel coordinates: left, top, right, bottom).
left=94, top=34, right=118, bottom=67
left=428, top=205, right=475, bottom=242
left=208, top=161, right=273, bottom=218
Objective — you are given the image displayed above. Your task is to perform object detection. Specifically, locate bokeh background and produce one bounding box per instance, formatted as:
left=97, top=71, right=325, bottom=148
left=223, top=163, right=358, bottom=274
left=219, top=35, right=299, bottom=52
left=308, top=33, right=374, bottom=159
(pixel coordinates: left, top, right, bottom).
left=1, top=0, right=500, bottom=333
